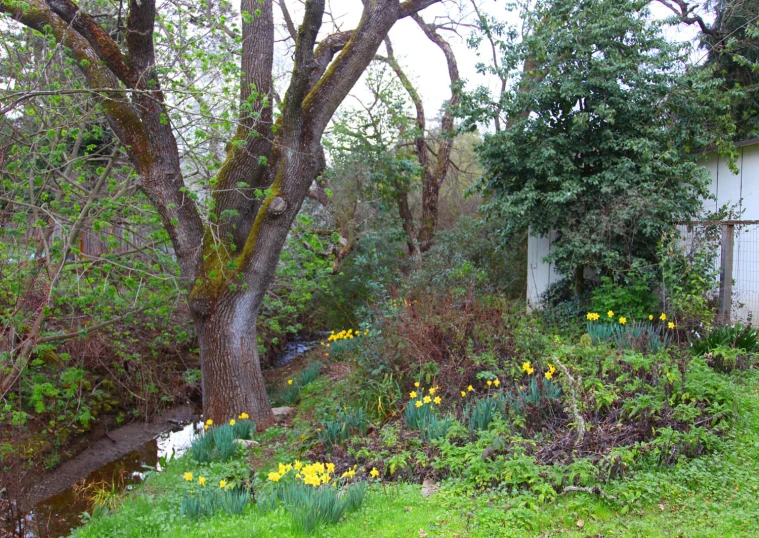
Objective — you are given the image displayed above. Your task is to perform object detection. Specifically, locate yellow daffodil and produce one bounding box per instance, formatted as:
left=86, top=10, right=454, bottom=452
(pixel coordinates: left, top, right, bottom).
left=494, top=379, right=500, bottom=387
left=423, top=396, right=432, bottom=404
left=607, top=310, right=615, bottom=318
left=648, top=315, right=654, bottom=321
left=327, top=463, right=335, bottom=473
left=294, top=460, right=303, bottom=470
left=467, top=385, right=474, bottom=392
left=268, top=471, right=281, bottom=482
left=415, top=400, right=423, bottom=408
left=429, top=387, right=437, bottom=395
left=487, top=380, right=492, bottom=386
left=433, top=396, right=441, bottom=405
left=461, top=391, right=466, bottom=397
left=519, top=385, right=524, bottom=390
left=183, top=472, right=193, bottom=481
left=342, top=468, right=356, bottom=479
left=370, top=468, right=380, bottom=478
left=409, top=391, right=417, bottom=399
left=238, top=412, right=249, bottom=420
left=198, top=476, right=206, bottom=485
left=545, top=371, right=553, bottom=380
left=229, top=419, right=236, bottom=426
left=219, top=479, right=227, bottom=488
left=668, top=321, right=675, bottom=329
left=414, top=382, right=420, bottom=387
left=287, top=379, right=293, bottom=385
left=205, top=419, right=213, bottom=426
left=619, top=317, right=627, bottom=325
left=660, top=313, right=667, bottom=321
left=203, top=424, right=209, bottom=431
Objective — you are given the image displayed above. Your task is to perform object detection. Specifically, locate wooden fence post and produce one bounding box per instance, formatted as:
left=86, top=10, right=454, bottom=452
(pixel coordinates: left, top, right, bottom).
left=718, top=223, right=735, bottom=324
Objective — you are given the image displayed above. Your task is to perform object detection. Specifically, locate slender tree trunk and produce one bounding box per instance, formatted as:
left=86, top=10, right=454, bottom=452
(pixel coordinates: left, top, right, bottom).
left=417, top=176, right=439, bottom=252
left=193, top=292, right=274, bottom=428
left=396, top=185, right=421, bottom=259
left=574, top=265, right=585, bottom=297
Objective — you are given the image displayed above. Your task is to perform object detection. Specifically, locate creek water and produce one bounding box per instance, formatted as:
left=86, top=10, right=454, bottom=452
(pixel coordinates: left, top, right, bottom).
left=14, top=338, right=319, bottom=538
left=21, top=421, right=202, bottom=538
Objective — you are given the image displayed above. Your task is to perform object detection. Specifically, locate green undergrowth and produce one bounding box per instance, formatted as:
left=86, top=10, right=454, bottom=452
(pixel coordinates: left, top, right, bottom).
left=72, top=365, right=759, bottom=537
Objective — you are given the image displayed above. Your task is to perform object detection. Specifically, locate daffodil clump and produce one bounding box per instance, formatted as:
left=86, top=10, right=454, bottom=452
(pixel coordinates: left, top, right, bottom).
left=404, top=384, right=443, bottom=429
left=322, top=327, right=369, bottom=345
left=586, top=310, right=675, bottom=329
left=259, top=460, right=375, bottom=534
left=268, top=460, right=335, bottom=487
left=266, top=459, right=380, bottom=488
left=179, top=467, right=250, bottom=519
left=190, top=414, right=255, bottom=463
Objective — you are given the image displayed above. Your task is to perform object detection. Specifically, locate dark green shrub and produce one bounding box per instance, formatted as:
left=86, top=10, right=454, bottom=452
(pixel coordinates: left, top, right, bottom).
left=691, top=324, right=759, bottom=356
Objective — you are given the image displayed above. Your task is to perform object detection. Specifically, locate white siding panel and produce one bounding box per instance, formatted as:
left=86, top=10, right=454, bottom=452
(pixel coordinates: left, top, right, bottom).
left=527, top=229, right=562, bottom=309
left=700, top=154, right=719, bottom=214
left=716, top=152, right=742, bottom=215
left=739, top=145, right=759, bottom=220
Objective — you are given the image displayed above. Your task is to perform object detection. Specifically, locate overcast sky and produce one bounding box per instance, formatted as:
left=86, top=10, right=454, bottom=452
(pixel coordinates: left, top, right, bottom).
left=311, top=1, right=706, bottom=125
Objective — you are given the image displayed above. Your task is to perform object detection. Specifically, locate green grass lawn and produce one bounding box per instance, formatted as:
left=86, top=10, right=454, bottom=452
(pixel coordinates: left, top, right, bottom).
left=73, top=371, right=759, bottom=538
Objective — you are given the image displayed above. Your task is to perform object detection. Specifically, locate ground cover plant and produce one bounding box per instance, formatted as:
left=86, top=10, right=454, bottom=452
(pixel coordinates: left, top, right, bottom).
left=69, top=293, right=759, bottom=536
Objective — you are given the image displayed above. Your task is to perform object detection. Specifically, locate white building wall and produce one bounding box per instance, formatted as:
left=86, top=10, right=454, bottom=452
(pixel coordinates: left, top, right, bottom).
left=526, top=229, right=562, bottom=310
left=527, top=142, right=759, bottom=321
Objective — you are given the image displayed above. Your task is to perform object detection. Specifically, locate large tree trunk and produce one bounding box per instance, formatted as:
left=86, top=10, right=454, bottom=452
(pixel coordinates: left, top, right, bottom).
left=0, top=0, right=441, bottom=428
left=193, top=293, right=274, bottom=428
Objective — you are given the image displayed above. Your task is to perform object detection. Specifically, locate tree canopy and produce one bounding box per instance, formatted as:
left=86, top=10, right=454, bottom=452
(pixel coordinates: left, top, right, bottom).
left=467, top=0, right=735, bottom=285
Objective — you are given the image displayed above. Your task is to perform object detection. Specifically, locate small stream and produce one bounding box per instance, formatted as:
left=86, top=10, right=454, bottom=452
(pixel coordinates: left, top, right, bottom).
left=14, top=338, right=318, bottom=538
left=20, top=421, right=202, bottom=538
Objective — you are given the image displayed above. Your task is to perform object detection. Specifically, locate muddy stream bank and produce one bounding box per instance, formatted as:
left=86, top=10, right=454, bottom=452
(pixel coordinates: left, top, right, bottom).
left=8, top=338, right=319, bottom=538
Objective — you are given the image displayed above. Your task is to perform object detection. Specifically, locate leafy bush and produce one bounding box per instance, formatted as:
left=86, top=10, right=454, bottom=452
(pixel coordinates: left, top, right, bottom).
left=590, top=274, right=659, bottom=322
left=691, top=324, right=759, bottom=356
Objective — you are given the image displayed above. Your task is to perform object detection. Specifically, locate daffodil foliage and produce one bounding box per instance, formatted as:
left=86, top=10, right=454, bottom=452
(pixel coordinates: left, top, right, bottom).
left=466, top=0, right=736, bottom=280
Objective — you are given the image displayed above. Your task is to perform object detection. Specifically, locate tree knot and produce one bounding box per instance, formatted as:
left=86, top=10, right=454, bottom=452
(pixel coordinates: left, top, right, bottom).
left=268, top=196, right=287, bottom=216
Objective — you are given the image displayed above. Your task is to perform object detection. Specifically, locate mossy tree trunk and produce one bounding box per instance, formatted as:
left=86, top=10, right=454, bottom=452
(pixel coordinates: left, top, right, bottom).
left=0, top=0, right=441, bottom=427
